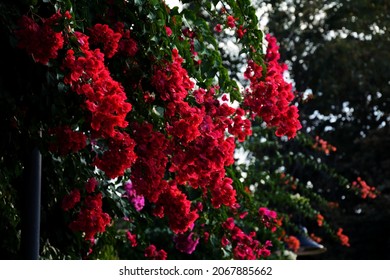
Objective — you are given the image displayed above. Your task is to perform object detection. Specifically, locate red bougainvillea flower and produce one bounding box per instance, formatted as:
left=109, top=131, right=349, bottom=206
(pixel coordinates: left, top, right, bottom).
left=61, top=28, right=137, bottom=179
left=15, top=13, right=64, bottom=65
left=154, top=184, right=199, bottom=234
left=48, top=126, right=87, bottom=156
left=151, top=49, right=194, bottom=102
left=223, top=217, right=273, bottom=259
left=126, top=231, right=138, bottom=247
left=93, top=131, right=137, bottom=179
left=221, top=236, right=230, bottom=247
left=236, top=25, right=247, bottom=39
left=130, top=121, right=169, bottom=203
left=88, top=23, right=122, bottom=58
left=114, top=22, right=138, bottom=57
left=145, top=245, right=167, bottom=260
left=69, top=193, right=111, bottom=241
left=63, top=32, right=133, bottom=139
left=85, top=178, right=98, bottom=194
left=61, top=189, right=81, bottom=211
left=244, top=34, right=302, bottom=138
left=226, top=15, right=236, bottom=28
left=228, top=108, right=252, bottom=142
left=214, top=24, right=223, bottom=33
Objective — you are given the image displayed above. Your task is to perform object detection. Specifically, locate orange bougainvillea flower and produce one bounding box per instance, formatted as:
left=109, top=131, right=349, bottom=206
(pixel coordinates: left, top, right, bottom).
left=317, top=213, right=324, bottom=227
left=337, top=228, right=350, bottom=247
left=310, top=233, right=322, bottom=243
left=284, top=235, right=300, bottom=253
left=351, top=177, right=378, bottom=199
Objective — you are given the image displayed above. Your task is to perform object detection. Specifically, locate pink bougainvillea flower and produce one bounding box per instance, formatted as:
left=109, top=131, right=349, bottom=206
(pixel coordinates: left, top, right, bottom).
left=173, top=232, right=200, bottom=254
left=165, top=26, right=172, bottom=36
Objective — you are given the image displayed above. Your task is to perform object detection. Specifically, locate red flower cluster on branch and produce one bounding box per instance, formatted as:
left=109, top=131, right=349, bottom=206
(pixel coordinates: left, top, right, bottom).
left=48, top=126, right=87, bottom=156
left=151, top=48, right=194, bottom=102
left=313, top=136, right=337, bottom=155
left=351, top=177, right=378, bottom=199
left=244, top=34, right=302, bottom=138
left=62, top=29, right=137, bottom=178
left=14, top=8, right=308, bottom=259
left=126, top=231, right=138, bottom=247
left=145, top=244, right=168, bottom=260
left=114, top=22, right=138, bottom=57
left=62, top=189, right=81, bottom=211
left=15, top=13, right=64, bottom=65
left=68, top=193, right=111, bottom=241
left=154, top=184, right=199, bottom=234
left=88, top=23, right=122, bottom=58
left=130, top=121, right=169, bottom=203
left=222, top=217, right=273, bottom=259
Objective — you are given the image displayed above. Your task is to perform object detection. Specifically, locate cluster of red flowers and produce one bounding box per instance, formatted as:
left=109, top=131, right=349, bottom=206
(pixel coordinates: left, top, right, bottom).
left=62, top=179, right=111, bottom=241
left=69, top=193, right=111, bottom=241
left=167, top=87, right=239, bottom=209
left=48, top=126, right=87, bottom=156
left=144, top=244, right=168, bottom=260
left=62, top=26, right=137, bottom=178
left=181, top=28, right=201, bottom=64
left=93, top=131, right=137, bottom=179
left=214, top=13, right=247, bottom=39
left=154, top=184, right=199, bottom=234
left=15, top=10, right=307, bottom=259
left=17, top=16, right=138, bottom=174
left=115, top=22, right=138, bottom=57
left=130, top=122, right=197, bottom=234
left=351, top=177, right=378, bottom=199
left=15, top=12, right=64, bottom=65
left=151, top=48, right=194, bottom=102
left=63, top=32, right=131, bottom=138
left=222, top=217, right=272, bottom=259
left=88, top=23, right=122, bottom=58
left=313, top=136, right=337, bottom=155
left=130, top=122, right=169, bottom=203
left=14, top=14, right=138, bottom=179
left=129, top=49, right=256, bottom=235
left=244, top=34, right=302, bottom=138
left=62, top=189, right=81, bottom=211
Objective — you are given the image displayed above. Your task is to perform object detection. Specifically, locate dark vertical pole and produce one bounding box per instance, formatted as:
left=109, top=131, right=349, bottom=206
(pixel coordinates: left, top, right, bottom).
left=21, top=147, right=42, bottom=259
